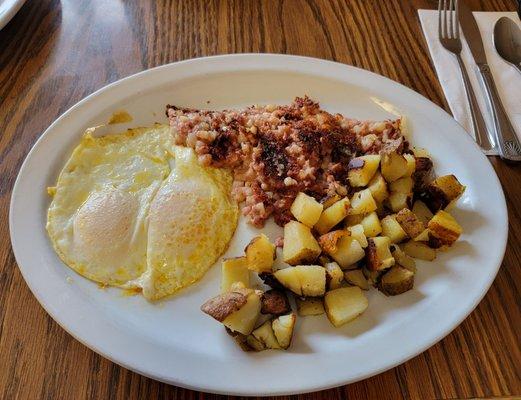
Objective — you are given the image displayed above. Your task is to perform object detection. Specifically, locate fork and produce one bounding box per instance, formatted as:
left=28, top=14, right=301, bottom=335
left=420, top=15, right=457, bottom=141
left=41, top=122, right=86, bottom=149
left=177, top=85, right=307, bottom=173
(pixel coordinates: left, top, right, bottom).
left=438, top=0, right=494, bottom=151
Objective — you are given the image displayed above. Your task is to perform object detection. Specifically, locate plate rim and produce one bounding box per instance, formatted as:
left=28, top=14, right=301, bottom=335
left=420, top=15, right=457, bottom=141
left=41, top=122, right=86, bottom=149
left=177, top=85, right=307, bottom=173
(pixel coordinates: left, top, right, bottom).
left=9, top=53, right=508, bottom=396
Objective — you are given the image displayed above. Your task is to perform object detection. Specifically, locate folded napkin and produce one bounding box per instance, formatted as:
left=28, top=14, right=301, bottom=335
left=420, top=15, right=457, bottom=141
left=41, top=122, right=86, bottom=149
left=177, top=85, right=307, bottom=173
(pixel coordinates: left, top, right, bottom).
left=419, top=10, right=521, bottom=155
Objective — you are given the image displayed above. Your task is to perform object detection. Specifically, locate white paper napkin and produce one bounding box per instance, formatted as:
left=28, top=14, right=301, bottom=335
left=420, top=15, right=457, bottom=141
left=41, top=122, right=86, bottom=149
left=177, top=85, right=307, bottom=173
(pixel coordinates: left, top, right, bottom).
left=419, top=10, right=521, bottom=155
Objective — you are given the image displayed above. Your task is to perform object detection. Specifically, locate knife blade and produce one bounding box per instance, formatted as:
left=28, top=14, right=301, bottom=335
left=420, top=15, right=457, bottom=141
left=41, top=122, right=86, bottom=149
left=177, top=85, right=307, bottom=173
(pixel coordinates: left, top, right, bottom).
left=457, top=0, right=487, bottom=64
left=457, top=0, right=521, bottom=161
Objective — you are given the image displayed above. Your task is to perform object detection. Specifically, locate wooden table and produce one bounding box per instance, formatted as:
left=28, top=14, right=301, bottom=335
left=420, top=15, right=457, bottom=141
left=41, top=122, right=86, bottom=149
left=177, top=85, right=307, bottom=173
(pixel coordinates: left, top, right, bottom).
left=1, top=1, right=519, bottom=399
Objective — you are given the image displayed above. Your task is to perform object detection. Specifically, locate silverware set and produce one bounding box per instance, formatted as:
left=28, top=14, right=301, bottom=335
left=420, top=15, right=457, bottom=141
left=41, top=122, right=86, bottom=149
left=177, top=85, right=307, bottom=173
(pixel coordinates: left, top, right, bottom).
left=438, top=0, right=521, bottom=161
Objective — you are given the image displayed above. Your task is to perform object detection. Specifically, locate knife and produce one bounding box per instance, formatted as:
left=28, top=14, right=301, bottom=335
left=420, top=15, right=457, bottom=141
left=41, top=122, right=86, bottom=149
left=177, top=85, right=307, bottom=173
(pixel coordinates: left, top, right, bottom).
left=458, top=0, right=521, bottom=161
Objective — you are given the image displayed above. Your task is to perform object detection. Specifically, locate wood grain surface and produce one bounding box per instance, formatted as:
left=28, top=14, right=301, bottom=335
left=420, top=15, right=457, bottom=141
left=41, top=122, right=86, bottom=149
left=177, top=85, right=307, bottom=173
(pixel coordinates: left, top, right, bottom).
left=0, top=0, right=520, bottom=399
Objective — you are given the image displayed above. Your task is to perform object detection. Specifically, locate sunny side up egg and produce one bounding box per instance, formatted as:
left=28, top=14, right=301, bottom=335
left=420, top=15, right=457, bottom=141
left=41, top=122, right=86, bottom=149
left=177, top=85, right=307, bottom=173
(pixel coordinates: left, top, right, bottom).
left=46, top=125, right=238, bottom=300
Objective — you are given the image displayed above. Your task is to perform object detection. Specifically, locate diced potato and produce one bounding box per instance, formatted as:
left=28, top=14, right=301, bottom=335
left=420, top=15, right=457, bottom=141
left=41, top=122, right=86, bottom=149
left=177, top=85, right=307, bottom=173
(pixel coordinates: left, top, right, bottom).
left=381, top=152, right=408, bottom=182
left=274, top=265, right=326, bottom=297
left=404, top=153, right=416, bottom=177
left=221, top=257, right=250, bottom=292
left=283, top=221, right=321, bottom=265
left=258, top=272, right=284, bottom=290
left=362, top=267, right=382, bottom=286
left=327, top=235, right=366, bottom=269
left=251, top=320, right=281, bottom=349
left=315, top=197, right=351, bottom=234
left=321, top=193, right=341, bottom=209
left=324, top=287, right=369, bottom=327
left=344, top=269, right=370, bottom=290
left=245, top=234, right=276, bottom=273
left=422, top=174, right=466, bottom=212
left=395, top=208, right=426, bottom=239
left=261, top=289, right=291, bottom=315
left=390, top=245, right=417, bottom=272
left=366, top=236, right=395, bottom=271
left=290, top=192, right=323, bottom=227
left=348, top=155, right=381, bottom=187
left=360, top=212, right=382, bottom=237
left=412, top=200, right=434, bottom=225
left=345, top=213, right=364, bottom=227
left=381, top=215, right=408, bottom=243
left=414, top=228, right=430, bottom=242
left=272, top=313, right=296, bottom=349
left=201, top=288, right=261, bottom=335
left=350, top=189, right=377, bottom=215
left=412, top=157, right=434, bottom=191
left=296, top=297, right=325, bottom=316
left=368, top=172, right=389, bottom=203
left=402, top=241, right=436, bottom=261
left=387, top=191, right=412, bottom=212
left=378, top=265, right=415, bottom=296
left=347, top=224, right=368, bottom=248
left=428, top=210, right=462, bottom=246
left=390, top=177, right=414, bottom=194
left=318, top=230, right=347, bottom=254
left=412, top=147, right=431, bottom=158
left=324, top=261, right=344, bottom=290
left=245, top=334, right=265, bottom=351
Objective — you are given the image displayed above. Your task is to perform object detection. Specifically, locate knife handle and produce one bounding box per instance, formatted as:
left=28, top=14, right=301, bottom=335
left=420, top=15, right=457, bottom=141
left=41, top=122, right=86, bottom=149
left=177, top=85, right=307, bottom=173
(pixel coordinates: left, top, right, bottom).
left=478, top=64, right=521, bottom=161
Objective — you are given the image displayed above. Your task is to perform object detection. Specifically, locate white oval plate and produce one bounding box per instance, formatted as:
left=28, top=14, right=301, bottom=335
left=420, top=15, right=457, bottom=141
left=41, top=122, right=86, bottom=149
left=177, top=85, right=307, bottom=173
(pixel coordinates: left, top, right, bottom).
left=10, top=54, right=507, bottom=396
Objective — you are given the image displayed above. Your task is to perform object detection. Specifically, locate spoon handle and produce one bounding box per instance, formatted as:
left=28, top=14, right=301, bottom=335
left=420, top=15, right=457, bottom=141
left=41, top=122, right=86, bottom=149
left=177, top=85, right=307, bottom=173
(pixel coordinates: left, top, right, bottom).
left=478, top=64, right=521, bottom=161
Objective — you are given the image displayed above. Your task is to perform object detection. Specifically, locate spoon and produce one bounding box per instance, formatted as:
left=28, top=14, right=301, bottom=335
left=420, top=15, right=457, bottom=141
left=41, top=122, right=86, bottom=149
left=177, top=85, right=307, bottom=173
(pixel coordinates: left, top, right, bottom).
left=494, top=17, right=521, bottom=74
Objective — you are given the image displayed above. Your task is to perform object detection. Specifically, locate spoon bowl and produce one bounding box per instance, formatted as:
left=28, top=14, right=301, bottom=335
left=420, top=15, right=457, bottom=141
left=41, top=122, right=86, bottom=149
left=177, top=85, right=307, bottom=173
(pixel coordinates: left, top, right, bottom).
left=494, top=17, right=521, bottom=73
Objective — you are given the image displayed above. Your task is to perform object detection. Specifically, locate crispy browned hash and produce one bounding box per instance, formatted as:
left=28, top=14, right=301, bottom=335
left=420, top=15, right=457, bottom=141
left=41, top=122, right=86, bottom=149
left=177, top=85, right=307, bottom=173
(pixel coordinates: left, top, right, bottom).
left=166, top=97, right=409, bottom=227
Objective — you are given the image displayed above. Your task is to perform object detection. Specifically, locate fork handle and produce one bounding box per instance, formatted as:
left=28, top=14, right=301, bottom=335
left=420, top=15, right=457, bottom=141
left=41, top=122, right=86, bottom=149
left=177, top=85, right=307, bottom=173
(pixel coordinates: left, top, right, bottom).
left=478, top=63, right=521, bottom=162
left=455, top=55, right=494, bottom=151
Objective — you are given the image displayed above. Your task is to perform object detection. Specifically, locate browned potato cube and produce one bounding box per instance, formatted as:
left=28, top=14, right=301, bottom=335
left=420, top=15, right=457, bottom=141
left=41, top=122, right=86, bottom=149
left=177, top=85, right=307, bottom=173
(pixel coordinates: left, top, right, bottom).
left=324, top=287, right=369, bottom=327
left=348, top=155, right=381, bottom=187
left=422, top=174, right=466, bottom=212
left=283, top=221, right=321, bottom=265
left=251, top=320, right=281, bottom=349
left=350, top=189, right=377, bottom=215
left=428, top=210, right=462, bottom=246
left=327, top=235, right=365, bottom=269
left=201, top=288, right=262, bottom=335
left=290, top=192, right=323, bottom=227
left=347, top=224, right=368, bottom=247
left=221, top=257, right=250, bottom=292
left=344, top=213, right=364, bottom=227
left=412, top=157, right=434, bottom=192
left=272, top=313, right=296, bottom=349
left=387, top=191, right=412, bottom=212
left=321, top=193, right=341, bottom=209
left=245, top=234, right=276, bottom=273
left=274, top=265, right=326, bottom=297
left=378, top=265, right=415, bottom=296
left=381, top=152, right=408, bottom=182
left=315, top=197, right=351, bottom=234
left=296, top=297, right=325, bottom=316
left=402, top=241, right=436, bottom=261
left=390, top=177, right=414, bottom=194
left=381, top=215, right=408, bottom=243
left=366, top=236, right=395, bottom=271
left=368, top=172, right=389, bottom=203
left=412, top=200, right=434, bottom=225
left=412, top=147, right=431, bottom=158
left=344, top=269, right=370, bottom=290
left=391, top=245, right=417, bottom=272
left=318, top=230, right=347, bottom=254
left=261, top=289, right=291, bottom=315
left=404, top=153, right=416, bottom=177
left=395, top=208, right=426, bottom=239
left=360, top=212, right=382, bottom=237
left=324, top=261, right=344, bottom=290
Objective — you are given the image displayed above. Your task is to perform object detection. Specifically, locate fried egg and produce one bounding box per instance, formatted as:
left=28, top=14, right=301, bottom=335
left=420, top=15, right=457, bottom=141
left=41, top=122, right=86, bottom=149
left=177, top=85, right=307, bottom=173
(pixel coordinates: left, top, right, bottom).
left=47, top=125, right=238, bottom=299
